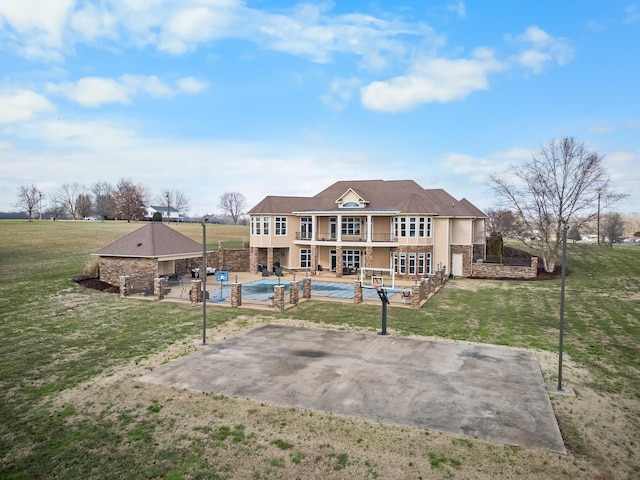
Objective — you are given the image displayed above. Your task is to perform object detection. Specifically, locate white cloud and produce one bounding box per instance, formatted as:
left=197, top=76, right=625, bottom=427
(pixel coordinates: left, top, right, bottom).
left=360, top=47, right=506, bottom=112
left=0, top=0, right=74, bottom=56
left=45, top=75, right=180, bottom=107
left=47, top=77, right=135, bottom=107
left=0, top=89, right=55, bottom=123
left=510, top=26, right=574, bottom=74
left=159, top=6, right=236, bottom=54
left=0, top=0, right=430, bottom=72
left=177, top=77, right=208, bottom=94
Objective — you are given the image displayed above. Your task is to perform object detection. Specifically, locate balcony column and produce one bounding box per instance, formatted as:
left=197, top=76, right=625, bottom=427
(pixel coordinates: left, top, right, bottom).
left=312, top=214, right=317, bottom=241
left=366, top=214, right=373, bottom=242
left=337, top=214, right=342, bottom=242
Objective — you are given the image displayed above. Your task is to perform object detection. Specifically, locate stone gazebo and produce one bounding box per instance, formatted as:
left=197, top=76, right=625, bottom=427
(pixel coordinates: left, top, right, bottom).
left=93, top=223, right=205, bottom=297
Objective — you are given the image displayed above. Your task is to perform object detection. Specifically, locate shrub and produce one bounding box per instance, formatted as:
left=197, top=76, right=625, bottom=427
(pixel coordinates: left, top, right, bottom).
left=83, top=257, right=100, bottom=278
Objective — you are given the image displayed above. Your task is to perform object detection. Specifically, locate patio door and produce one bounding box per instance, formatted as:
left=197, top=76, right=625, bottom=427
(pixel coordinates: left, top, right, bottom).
left=330, top=218, right=337, bottom=239
left=330, top=250, right=337, bottom=271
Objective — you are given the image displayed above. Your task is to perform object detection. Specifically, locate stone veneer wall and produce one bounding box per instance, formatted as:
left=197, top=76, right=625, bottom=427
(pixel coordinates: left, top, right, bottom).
left=451, top=245, right=473, bottom=277
left=100, top=257, right=156, bottom=287
left=471, top=257, right=538, bottom=279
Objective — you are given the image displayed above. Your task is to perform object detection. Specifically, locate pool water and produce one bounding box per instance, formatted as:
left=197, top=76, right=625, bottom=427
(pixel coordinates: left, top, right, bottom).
left=207, top=279, right=401, bottom=302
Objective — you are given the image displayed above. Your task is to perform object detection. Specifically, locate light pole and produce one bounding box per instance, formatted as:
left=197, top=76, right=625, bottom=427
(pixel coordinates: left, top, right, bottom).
left=202, top=215, right=209, bottom=345
left=38, top=191, right=42, bottom=220
left=557, top=221, right=569, bottom=391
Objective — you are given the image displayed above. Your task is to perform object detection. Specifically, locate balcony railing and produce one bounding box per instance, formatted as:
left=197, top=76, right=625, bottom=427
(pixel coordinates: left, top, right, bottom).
left=295, top=232, right=395, bottom=242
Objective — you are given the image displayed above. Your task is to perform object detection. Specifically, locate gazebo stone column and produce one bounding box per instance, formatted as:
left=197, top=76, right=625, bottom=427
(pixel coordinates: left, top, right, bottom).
left=154, top=277, right=166, bottom=301
left=273, top=284, right=285, bottom=311
left=119, top=276, right=130, bottom=298
left=231, top=282, right=241, bottom=307
left=190, top=280, right=202, bottom=303
left=354, top=280, right=363, bottom=304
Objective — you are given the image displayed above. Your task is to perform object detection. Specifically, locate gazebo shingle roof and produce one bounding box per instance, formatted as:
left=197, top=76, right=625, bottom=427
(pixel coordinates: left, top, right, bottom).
left=94, top=223, right=203, bottom=258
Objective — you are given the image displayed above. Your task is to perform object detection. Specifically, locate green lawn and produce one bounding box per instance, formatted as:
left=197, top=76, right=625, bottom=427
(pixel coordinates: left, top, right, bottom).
left=1, top=220, right=638, bottom=479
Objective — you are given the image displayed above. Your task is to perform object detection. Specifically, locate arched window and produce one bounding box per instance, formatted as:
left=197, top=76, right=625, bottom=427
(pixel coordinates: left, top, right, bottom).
left=342, top=201, right=360, bottom=208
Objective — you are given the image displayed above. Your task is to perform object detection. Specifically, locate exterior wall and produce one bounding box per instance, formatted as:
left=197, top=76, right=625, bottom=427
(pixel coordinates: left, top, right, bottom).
left=451, top=219, right=472, bottom=245
left=471, top=257, right=538, bottom=279
left=432, top=217, right=451, bottom=271
left=100, top=257, right=156, bottom=287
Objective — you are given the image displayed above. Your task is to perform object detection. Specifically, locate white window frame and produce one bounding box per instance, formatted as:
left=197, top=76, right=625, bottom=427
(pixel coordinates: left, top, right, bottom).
left=275, top=217, right=287, bottom=236
left=300, top=249, right=311, bottom=268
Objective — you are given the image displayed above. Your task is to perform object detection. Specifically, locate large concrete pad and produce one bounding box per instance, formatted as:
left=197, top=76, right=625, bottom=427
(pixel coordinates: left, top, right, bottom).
left=138, top=325, right=566, bottom=454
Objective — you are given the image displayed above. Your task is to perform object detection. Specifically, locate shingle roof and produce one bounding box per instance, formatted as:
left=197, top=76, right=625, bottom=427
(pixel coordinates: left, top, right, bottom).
left=247, top=180, right=487, bottom=217
left=94, top=223, right=203, bottom=258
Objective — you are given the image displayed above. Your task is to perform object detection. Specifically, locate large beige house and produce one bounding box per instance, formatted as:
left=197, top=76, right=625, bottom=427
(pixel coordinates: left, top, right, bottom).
left=248, top=180, right=487, bottom=280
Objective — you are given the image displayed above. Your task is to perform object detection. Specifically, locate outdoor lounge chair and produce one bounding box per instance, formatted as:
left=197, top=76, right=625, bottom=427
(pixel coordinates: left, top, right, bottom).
left=275, top=266, right=283, bottom=277
left=262, top=267, right=270, bottom=277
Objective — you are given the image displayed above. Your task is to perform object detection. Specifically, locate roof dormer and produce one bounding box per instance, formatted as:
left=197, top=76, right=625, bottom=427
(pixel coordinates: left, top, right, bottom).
left=336, top=188, right=369, bottom=209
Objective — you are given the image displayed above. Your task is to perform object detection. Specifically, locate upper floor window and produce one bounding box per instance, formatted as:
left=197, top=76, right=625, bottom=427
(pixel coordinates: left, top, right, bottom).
left=341, top=217, right=361, bottom=236
left=342, top=201, right=360, bottom=208
left=394, top=216, right=432, bottom=238
left=251, top=216, right=270, bottom=235
left=275, top=217, right=287, bottom=235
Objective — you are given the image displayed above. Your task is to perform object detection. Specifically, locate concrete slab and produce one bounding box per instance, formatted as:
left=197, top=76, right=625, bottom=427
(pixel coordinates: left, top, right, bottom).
left=138, top=325, right=566, bottom=454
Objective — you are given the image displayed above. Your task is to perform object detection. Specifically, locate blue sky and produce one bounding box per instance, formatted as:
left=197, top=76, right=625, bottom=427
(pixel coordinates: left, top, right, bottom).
left=1, top=0, right=638, bottom=216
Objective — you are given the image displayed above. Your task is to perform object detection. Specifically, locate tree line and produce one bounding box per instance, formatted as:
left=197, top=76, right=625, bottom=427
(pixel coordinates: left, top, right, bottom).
left=13, top=179, right=248, bottom=224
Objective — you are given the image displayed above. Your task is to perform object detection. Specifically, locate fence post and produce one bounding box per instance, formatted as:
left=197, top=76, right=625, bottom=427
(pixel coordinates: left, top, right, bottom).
left=303, top=277, right=311, bottom=299
left=289, top=281, right=299, bottom=305
left=274, top=284, right=285, bottom=311
left=354, top=280, right=363, bottom=303
left=190, top=280, right=202, bottom=303
left=154, top=277, right=165, bottom=301
left=119, top=275, right=130, bottom=298
left=231, top=282, right=242, bottom=307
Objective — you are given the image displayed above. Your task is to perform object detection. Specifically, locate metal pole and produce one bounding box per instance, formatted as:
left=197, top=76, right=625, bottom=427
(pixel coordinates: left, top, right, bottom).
left=202, top=216, right=207, bottom=345
left=558, top=223, right=568, bottom=391
left=597, top=192, right=601, bottom=246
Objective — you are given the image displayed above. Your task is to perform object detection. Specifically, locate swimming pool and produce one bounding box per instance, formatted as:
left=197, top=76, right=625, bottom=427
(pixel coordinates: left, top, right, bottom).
left=208, top=278, right=395, bottom=302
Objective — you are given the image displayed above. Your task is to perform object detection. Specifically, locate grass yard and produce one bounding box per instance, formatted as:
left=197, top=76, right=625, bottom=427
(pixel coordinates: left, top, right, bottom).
left=0, top=220, right=639, bottom=479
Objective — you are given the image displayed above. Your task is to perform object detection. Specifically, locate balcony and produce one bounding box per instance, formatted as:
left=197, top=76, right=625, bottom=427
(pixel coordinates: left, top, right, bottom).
left=295, top=232, right=396, bottom=243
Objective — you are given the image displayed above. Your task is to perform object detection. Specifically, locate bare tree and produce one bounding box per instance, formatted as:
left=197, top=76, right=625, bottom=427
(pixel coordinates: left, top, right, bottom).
left=14, top=184, right=41, bottom=221
left=157, top=189, right=190, bottom=221
left=601, top=212, right=624, bottom=246
left=91, top=181, right=114, bottom=220
left=485, top=208, right=526, bottom=238
left=55, top=182, right=85, bottom=219
left=113, top=178, right=148, bottom=222
left=76, top=193, right=93, bottom=219
left=489, top=137, right=627, bottom=272
left=218, top=192, right=247, bottom=225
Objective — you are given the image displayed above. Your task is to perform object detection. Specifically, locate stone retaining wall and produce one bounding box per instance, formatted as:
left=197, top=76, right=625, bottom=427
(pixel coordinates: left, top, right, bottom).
left=471, top=257, right=538, bottom=279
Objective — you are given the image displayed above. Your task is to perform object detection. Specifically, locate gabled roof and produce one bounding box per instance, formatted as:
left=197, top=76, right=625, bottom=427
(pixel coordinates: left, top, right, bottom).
left=94, top=223, right=203, bottom=258
left=148, top=205, right=180, bottom=213
left=247, top=179, right=487, bottom=217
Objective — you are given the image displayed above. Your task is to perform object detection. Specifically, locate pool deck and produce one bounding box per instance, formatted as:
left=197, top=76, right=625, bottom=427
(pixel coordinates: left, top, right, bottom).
left=163, top=270, right=419, bottom=306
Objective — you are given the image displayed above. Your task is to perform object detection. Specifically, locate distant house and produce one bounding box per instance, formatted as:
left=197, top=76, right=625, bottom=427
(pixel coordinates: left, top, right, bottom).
left=93, top=223, right=204, bottom=287
left=146, top=205, right=183, bottom=222
left=248, top=179, right=487, bottom=279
